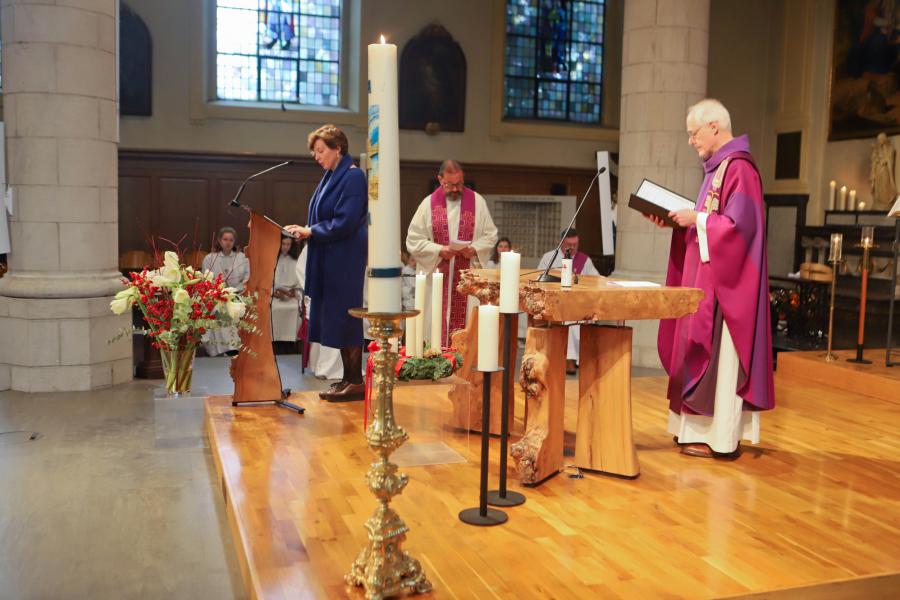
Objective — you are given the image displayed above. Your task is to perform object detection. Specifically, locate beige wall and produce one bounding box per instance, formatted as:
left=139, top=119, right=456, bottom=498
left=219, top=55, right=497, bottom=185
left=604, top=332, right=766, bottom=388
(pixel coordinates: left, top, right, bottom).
left=120, top=0, right=622, bottom=169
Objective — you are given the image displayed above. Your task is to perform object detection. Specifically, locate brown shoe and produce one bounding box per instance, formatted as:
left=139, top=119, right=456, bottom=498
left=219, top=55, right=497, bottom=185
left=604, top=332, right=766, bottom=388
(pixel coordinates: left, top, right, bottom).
left=319, top=380, right=347, bottom=399
left=681, top=443, right=714, bottom=458
left=566, top=359, right=577, bottom=375
left=323, top=381, right=365, bottom=402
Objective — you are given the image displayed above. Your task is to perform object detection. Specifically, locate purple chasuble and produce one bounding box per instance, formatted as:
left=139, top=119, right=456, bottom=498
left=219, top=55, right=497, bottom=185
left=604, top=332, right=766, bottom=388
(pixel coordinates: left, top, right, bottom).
left=657, top=135, right=775, bottom=416
left=573, top=252, right=589, bottom=274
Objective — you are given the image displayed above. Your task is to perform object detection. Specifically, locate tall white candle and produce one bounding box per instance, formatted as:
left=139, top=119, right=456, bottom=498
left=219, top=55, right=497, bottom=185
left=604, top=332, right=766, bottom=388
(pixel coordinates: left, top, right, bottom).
left=560, top=258, right=573, bottom=287
left=839, top=185, right=848, bottom=211
left=413, top=272, right=426, bottom=358
left=430, top=272, right=444, bottom=349
left=404, top=315, right=416, bottom=356
left=849, top=189, right=857, bottom=210
left=829, top=180, right=836, bottom=211
left=499, top=251, right=520, bottom=313
left=366, top=37, right=402, bottom=313
left=477, top=304, right=499, bottom=371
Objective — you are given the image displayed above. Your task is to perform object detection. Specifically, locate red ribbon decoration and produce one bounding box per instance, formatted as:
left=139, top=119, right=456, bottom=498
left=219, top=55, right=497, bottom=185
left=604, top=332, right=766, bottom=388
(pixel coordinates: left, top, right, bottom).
left=363, top=341, right=458, bottom=429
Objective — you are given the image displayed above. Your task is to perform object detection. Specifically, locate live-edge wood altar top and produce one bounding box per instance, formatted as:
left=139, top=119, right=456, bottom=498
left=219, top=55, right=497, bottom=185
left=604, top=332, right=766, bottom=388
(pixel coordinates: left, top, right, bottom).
left=461, top=268, right=704, bottom=322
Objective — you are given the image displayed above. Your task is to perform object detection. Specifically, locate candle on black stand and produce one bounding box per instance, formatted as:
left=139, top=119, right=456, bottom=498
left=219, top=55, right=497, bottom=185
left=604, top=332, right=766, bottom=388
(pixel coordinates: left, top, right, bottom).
left=459, top=369, right=509, bottom=526
left=488, top=313, right=526, bottom=507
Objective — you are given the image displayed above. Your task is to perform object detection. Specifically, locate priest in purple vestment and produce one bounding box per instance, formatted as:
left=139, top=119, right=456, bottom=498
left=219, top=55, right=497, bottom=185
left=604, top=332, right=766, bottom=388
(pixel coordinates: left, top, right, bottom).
left=647, top=99, right=775, bottom=459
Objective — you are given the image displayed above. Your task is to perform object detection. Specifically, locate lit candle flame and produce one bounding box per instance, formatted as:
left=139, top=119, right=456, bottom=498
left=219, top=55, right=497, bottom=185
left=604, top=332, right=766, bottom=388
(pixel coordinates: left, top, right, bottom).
left=380, top=34, right=385, bottom=44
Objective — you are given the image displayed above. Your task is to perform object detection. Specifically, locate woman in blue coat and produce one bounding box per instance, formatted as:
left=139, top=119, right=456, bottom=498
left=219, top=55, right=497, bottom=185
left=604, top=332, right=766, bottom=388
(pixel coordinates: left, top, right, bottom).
left=286, top=125, right=367, bottom=401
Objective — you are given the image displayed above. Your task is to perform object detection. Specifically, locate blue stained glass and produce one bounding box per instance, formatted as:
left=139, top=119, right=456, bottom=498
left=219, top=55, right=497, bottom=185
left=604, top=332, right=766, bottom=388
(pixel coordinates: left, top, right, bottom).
left=503, top=0, right=604, bottom=124
left=215, top=0, right=341, bottom=106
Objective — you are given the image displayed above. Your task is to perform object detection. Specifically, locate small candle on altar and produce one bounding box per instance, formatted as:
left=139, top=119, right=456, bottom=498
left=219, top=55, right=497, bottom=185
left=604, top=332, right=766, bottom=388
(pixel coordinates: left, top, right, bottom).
left=560, top=257, right=574, bottom=287
left=499, top=251, right=520, bottom=313
left=861, top=225, right=875, bottom=249
left=829, top=180, right=836, bottom=211
left=839, top=186, right=847, bottom=210
left=366, top=35, right=402, bottom=313
left=829, top=233, right=842, bottom=262
left=430, top=271, right=444, bottom=349
left=849, top=189, right=857, bottom=209
left=412, top=272, right=426, bottom=358
left=477, top=304, right=499, bottom=371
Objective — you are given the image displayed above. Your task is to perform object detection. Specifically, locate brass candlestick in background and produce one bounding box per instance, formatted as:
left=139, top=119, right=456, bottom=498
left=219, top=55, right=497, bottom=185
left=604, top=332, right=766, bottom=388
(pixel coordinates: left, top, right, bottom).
left=825, top=233, right=842, bottom=362
left=848, top=227, right=876, bottom=365
left=346, top=308, right=432, bottom=599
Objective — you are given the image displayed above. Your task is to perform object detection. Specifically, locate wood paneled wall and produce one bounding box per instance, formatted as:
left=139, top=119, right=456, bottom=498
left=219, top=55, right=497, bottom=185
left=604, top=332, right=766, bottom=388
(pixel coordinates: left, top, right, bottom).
left=118, top=150, right=610, bottom=270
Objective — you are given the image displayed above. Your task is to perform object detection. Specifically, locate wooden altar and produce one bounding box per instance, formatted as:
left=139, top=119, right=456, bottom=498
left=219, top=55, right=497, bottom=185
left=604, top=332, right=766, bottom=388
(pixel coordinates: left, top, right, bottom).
left=452, top=269, right=703, bottom=486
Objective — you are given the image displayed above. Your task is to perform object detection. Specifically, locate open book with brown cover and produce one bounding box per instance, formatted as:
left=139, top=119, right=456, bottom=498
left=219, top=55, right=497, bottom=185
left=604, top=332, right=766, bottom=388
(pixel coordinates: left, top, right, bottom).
left=628, top=179, right=695, bottom=227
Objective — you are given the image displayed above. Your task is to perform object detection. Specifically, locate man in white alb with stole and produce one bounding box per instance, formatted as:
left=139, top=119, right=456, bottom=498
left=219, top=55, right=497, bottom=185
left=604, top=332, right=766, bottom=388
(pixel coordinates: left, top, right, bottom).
left=406, top=160, right=498, bottom=346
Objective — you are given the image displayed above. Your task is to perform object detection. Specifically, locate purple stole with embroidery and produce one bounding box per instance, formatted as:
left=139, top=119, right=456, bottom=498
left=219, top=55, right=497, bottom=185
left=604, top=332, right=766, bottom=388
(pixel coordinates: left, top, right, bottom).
left=430, top=187, right=476, bottom=346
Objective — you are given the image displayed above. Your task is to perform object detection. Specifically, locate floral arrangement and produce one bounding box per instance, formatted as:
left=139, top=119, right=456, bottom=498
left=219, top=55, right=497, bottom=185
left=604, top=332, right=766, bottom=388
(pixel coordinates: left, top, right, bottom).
left=110, top=250, right=255, bottom=352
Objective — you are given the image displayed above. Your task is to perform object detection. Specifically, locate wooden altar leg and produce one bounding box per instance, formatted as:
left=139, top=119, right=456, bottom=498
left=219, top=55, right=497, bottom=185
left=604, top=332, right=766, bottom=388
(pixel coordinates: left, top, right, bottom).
left=510, top=325, right=567, bottom=486
left=575, top=325, right=639, bottom=478
left=448, top=310, right=517, bottom=435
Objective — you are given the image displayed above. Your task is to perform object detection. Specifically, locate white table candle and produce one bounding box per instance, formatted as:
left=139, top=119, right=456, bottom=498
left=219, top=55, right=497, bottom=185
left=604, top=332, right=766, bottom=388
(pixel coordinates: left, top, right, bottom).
left=560, top=258, right=573, bottom=287
left=413, top=272, right=426, bottom=358
left=839, top=185, right=847, bottom=211
left=829, top=180, right=836, bottom=211
left=430, top=272, right=444, bottom=349
left=849, top=189, right=857, bottom=210
left=477, top=304, right=499, bottom=371
left=366, top=36, right=402, bottom=313
left=499, top=251, right=520, bottom=313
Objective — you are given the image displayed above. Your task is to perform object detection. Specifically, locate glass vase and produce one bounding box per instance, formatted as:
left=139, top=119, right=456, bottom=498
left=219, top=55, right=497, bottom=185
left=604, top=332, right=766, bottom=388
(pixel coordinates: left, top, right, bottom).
left=160, top=347, right=196, bottom=396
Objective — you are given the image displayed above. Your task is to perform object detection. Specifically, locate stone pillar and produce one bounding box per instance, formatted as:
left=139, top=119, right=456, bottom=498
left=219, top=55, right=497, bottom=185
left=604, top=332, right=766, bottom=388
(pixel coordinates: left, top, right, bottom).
left=615, top=0, right=709, bottom=367
left=0, top=0, right=131, bottom=391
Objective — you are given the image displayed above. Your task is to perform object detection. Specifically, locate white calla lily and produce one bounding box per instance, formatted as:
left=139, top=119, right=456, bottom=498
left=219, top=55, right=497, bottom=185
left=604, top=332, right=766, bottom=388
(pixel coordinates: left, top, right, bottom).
left=226, top=300, right=246, bottom=320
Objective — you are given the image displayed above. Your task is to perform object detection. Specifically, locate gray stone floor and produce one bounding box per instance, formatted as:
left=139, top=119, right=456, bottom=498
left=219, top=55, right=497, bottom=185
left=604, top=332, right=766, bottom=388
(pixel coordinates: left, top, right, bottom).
left=0, top=350, right=662, bottom=599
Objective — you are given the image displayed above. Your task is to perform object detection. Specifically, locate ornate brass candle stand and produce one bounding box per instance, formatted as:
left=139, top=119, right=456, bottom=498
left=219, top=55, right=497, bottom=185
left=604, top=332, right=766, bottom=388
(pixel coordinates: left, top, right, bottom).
left=346, top=308, right=432, bottom=600
left=825, top=257, right=842, bottom=362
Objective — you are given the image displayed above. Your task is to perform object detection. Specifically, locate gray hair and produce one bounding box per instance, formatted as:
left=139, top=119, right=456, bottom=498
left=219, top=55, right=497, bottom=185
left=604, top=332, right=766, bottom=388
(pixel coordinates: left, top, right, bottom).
left=686, top=99, right=732, bottom=133
left=438, top=160, right=463, bottom=176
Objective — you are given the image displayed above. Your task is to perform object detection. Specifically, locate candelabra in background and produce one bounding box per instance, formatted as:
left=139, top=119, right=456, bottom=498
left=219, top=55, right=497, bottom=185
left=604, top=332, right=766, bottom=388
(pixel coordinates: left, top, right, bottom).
left=825, top=233, right=842, bottom=362
left=848, top=227, right=876, bottom=364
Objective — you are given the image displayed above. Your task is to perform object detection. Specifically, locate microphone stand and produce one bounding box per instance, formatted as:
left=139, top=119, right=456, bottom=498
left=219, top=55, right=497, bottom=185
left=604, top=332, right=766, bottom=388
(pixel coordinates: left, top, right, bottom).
left=535, top=166, right=605, bottom=283
left=229, top=160, right=293, bottom=208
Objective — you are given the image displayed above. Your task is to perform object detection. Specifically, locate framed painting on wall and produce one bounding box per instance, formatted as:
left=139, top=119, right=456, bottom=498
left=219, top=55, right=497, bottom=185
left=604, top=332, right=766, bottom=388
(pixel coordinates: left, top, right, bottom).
left=829, top=0, right=900, bottom=140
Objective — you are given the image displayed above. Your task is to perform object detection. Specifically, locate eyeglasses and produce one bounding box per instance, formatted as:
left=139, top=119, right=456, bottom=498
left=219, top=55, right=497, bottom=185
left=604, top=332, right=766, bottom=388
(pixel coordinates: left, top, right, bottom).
left=687, top=122, right=714, bottom=141
left=441, top=181, right=465, bottom=191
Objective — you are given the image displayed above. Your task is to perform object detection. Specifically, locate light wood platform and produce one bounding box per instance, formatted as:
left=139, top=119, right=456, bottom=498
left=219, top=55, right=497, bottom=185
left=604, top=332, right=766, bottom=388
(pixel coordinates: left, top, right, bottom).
left=206, top=369, right=900, bottom=599
left=778, top=349, right=900, bottom=405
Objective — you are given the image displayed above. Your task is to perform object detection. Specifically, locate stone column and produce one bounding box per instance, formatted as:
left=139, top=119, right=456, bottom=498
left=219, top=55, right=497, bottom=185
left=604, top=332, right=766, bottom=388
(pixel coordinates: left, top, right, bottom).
left=0, top=0, right=130, bottom=391
left=615, top=0, right=709, bottom=368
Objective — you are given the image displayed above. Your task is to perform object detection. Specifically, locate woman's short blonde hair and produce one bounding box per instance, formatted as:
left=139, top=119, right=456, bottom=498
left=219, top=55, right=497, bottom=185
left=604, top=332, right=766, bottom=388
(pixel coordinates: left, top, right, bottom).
left=307, top=124, right=348, bottom=155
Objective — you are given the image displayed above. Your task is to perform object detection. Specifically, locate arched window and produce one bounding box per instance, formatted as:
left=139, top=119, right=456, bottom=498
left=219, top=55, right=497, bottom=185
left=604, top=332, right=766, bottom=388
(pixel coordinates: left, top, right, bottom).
left=215, top=0, right=343, bottom=106
left=504, top=0, right=605, bottom=124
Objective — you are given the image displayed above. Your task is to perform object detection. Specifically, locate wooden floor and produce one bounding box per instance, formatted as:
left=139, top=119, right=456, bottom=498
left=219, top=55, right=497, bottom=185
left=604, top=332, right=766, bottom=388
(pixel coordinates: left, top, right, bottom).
left=778, top=348, right=900, bottom=405
left=206, top=367, right=900, bottom=599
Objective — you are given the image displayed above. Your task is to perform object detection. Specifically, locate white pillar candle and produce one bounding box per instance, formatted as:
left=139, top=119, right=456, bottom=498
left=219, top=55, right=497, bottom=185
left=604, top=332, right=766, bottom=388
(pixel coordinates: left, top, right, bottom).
left=829, top=233, right=842, bottom=262
left=413, top=272, right=426, bottom=358
left=430, top=271, right=444, bottom=349
left=829, top=180, right=836, bottom=211
left=366, top=37, right=402, bottom=313
left=858, top=200, right=866, bottom=211
left=560, top=258, right=573, bottom=287
left=404, top=315, right=416, bottom=356
left=839, top=185, right=848, bottom=211
left=849, top=189, right=857, bottom=209
left=499, top=251, right=520, bottom=313
left=477, top=304, right=499, bottom=371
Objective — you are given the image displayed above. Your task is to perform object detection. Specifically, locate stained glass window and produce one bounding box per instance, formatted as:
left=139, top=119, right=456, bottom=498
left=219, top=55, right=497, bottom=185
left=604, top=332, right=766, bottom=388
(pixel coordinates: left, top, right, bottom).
left=504, top=0, right=605, bottom=124
left=215, top=0, right=342, bottom=106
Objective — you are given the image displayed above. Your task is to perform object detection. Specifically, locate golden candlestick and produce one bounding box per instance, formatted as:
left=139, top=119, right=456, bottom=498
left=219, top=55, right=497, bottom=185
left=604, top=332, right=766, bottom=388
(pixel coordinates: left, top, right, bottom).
left=346, top=308, right=432, bottom=600
left=824, top=258, right=841, bottom=362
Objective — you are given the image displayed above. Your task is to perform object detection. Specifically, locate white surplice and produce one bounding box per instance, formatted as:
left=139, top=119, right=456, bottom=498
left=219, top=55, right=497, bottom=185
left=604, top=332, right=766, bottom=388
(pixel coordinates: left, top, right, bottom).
left=667, top=212, right=760, bottom=453
left=405, top=191, right=498, bottom=337
left=296, top=246, right=342, bottom=380
left=271, top=253, right=300, bottom=342
left=201, top=250, right=250, bottom=356
left=537, top=250, right=600, bottom=363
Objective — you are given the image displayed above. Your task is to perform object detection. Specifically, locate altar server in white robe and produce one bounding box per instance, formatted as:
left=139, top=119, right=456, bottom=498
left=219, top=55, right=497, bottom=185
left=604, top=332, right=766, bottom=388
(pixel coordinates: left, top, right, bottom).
left=201, top=227, right=250, bottom=357
left=296, top=244, right=342, bottom=380
left=537, top=229, right=600, bottom=374
left=271, top=236, right=301, bottom=342
left=406, top=160, right=498, bottom=346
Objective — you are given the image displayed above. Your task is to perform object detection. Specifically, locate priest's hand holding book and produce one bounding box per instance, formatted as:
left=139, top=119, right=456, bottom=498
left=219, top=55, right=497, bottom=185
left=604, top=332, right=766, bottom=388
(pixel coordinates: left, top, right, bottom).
left=644, top=209, right=697, bottom=228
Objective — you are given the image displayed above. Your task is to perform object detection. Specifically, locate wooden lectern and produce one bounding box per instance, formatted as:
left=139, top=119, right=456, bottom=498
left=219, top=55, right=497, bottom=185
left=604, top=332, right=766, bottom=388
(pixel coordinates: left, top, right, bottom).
left=230, top=210, right=304, bottom=413
left=456, top=270, right=703, bottom=486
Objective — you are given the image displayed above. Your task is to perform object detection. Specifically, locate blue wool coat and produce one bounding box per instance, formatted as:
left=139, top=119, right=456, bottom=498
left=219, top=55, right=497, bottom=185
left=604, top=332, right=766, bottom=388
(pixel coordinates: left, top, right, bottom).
left=306, top=153, right=367, bottom=349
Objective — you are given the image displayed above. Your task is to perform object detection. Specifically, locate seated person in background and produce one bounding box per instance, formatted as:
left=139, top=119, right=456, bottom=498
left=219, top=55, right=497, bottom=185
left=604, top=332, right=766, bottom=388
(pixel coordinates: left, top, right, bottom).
left=537, top=228, right=599, bottom=374
left=401, top=250, right=417, bottom=311
left=485, top=237, right=512, bottom=269
left=272, top=236, right=302, bottom=352
left=201, top=226, right=250, bottom=357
